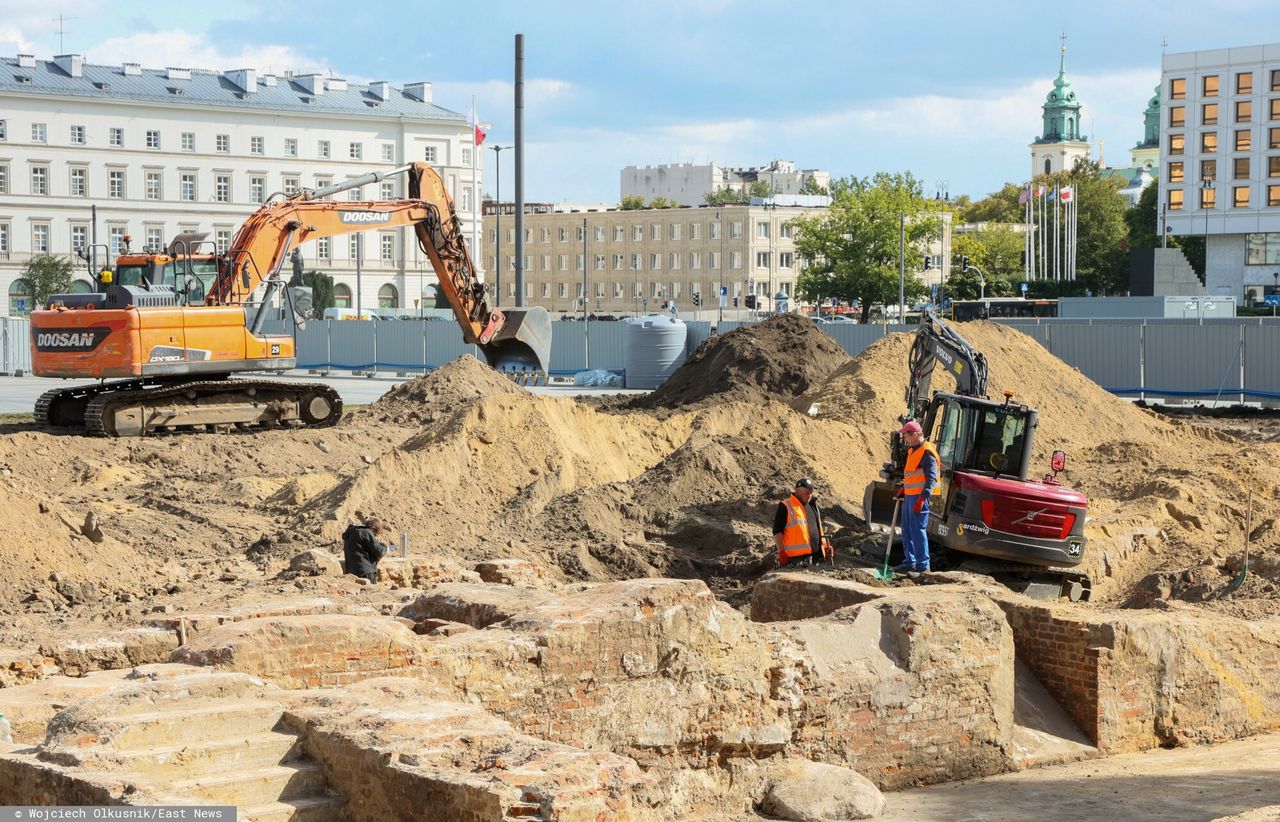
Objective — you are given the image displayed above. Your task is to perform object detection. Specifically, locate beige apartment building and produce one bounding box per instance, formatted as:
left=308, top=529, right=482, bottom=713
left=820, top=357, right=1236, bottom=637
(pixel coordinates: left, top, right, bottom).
left=481, top=202, right=824, bottom=313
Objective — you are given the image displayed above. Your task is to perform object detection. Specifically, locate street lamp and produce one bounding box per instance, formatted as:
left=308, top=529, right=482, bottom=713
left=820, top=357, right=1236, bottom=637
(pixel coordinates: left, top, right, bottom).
left=489, top=145, right=513, bottom=306
left=1272, top=271, right=1278, bottom=317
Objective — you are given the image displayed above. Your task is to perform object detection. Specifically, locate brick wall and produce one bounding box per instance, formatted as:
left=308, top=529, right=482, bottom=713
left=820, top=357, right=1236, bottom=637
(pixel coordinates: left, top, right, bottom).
left=750, top=573, right=882, bottom=622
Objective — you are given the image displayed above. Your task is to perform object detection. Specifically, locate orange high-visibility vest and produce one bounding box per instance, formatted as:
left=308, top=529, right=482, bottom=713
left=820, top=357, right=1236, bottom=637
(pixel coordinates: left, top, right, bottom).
left=778, top=495, right=814, bottom=561
left=903, top=440, right=941, bottom=497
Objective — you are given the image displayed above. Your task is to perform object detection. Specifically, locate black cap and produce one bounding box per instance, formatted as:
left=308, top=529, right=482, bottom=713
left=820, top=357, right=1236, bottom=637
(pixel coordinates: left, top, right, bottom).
left=795, top=478, right=814, bottom=490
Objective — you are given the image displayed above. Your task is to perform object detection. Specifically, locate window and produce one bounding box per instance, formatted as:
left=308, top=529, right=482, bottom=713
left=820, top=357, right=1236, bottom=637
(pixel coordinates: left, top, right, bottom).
left=710, top=251, right=720, bottom=270
left=710, top=221, right=721, bottom=240
left=614, top=225, right=624, bottom=242
left=0, top=223, right=8, bottom=255
left=538, top=227, right=549, bottom=243
left=1235, top=158, right=1250, bottom=179
left=0, top=120, right=5, bottom=140
left=1237, top=130, right=1252, bottom=152
left=349, top=236, right=361, bottom=261
left=558, top=282, right=568, bottom=299
left=1169, top=106, right=1185, bottom=128
left=1201, top=132, right=1218, bottom=153
left=1274, top=70, right=1280, bottom=92
left=283, top=137, right=298, bottom=158
left=316, top=237, right=330, bottom=260
left=1238, top=72, right=1254, bottom=94
left=688, top=252, right=700, bottom=270
left=595, top=254, right=606, bottom=271
left=1271, top=156, right=1280, bottom=178
left=250, top=176, right=265, bottom=203
left=1203, top=75, right=1219, bottom=97
left=8, top=277, right=32, bottom=314
left=145, top=171, right=162, bottom=200
left=215, top=229, right=232, bottom=254
left=1272, top=99, right=1280, bottom=121
left=215, top=174, right=230, bottom=203
left=333, top=284, right=352, bottom=309
left=594, top=226, right=605, bottom=242
left=1272, top=128, right=1280, bottom=150
left=109, top=227, right=127, bottom=255
left=780, top=223, right=793, bottom=239
left=668, top=252, right=679, bottom=270
left=1200, top=187, right=1216, bottom=209
left=69, top=167, right=86, bottom=196
left=146, top=130, right=160, bottom=149
left=250, top=136, right=264, bottom=155
left=650, top=253, right=660, bottom=270
left=381, top=144, right=394, bottom=162
left=731, top=251, right=742, bottom=269
left=30, top=165, right=48, bottom=195
left=670, top=223, right=681, bottom=241
left=32, top=223, right=49, bottom=253
left=629, top=253, right=640, bottom=270
left=756, top=251, right=771, bottom=268
left=1201, top=160, right=1217, bottom=181
left=180, top=173, right=196, bottom=201
left=1170, top=78, right=1186, bottom=100
left=380, top=181, right=395, bottom=199
left=1202, top=103, right=1218, bottom=125
left=1168, top=189, right=1184, bottom=210
left=559, top=254, right=568, bottom=271
left=1234, top=186, right=1250, bottom=208
left=71, top=225, right=87, bottom=251
left=107, top=169, right=125, bottom=198
left=558, top=227, right=567, bottom=243
left=650, top=224, right=660, bottom=240
left=181, top=132, right=194, bottom=151
left=756, top=221, right=770, bottom=239
left=145, top=227, right=163, bottom=250
left=422, top=145, right=436, bottom=163
left=1236, top=100, right=1252, bottom=124
left=780, top=252, right=794, bottom=269
left=315, top=177, right=331, bottom=197
left=348, top=185, right=362, bottom=201
left=216, top=134, right=230, bottom=153
left=689, top=223, right=701, bottom=241
left=379, top=234, right=395, bottom=262
left=70, top=125, right=85, bottom=144
left=1270, top=185, right=1280, bottom=207
left=318, top=140, right=330, bottom=159
left=32, top=123, right=46, bottom=142
left=0, top=163, right=6, bottom=194
left=730, top=221, right=743, bottom=239
left=461, top=148, right=472, bottom=166
left=1169, top=134, right=1185, bottom=155
left=349, top=142, right=363, bottom=160
left=109, top=127, right=123, bottom=147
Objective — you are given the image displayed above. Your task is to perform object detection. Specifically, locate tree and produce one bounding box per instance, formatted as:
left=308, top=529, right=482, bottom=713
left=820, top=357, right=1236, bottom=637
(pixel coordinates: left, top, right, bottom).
left=1058, top=160, right=1130, bottom=295
left=792, top=172, right=937, bottom=322
left=648, top=197, right=679, bottom=209
left=21, top=254, right=75, bottom=310
left=303, top=271, right=335, bottom=313
left=799, top=176, right=829, bottom=196
left=620, top=195, right=645, bottom=210
left=1125, top=180, right=1204, bottom=277
left=747, top=180, right=775, bottom=199
left=703, top=188, right=746, bottom=206
left=950, top=225, right=1025, bottom=298
left=958, top=183, right=1025, bottom=224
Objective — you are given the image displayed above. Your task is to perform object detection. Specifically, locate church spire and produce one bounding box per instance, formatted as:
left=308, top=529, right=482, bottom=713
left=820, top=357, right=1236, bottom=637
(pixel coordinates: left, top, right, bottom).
left=1035, top=36, right=1085, bottom=144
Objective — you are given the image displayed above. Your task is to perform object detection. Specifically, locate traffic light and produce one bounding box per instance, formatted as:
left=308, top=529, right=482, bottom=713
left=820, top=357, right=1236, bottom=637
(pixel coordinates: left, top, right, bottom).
left=961, top=255, right=970, bottom=271
left=693, top=292, right=702, bottom=307
left=732, top=297, right=739, bottom=307
left=922, top=255, right=931, bottom=271
left=744, top=295, right=757, bottom=309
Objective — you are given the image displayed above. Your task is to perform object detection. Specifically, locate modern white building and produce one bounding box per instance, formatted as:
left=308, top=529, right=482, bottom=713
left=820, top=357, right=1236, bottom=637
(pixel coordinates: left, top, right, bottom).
left=620, top=160, right=830, bottom=207
left=0, top=53, right=482, bottom=317
left=1161, top=43, right=1280, bottom=303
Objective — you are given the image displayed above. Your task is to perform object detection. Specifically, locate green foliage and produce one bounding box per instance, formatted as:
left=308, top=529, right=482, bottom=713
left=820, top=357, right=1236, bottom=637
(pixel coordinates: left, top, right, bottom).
left=957, top=183, right=1025, bottom=224
left=1054, top=160, right=1130, bottom=295
left=1125, top=179, right=1204, bottom=277
left=648, top=196, right=679, bottom=209
left=703, top=188, right=746, bottom=206
left=950, top=225, right=1025, bottom=298
left=799, top=176, right=829, bottom=196
left=747, top=180, right=775, bottom=199
left=21, top=254, right=75, bottom=310
left=792, top=172, right=936, bottom=322
left=620, top=195, right=645, bottom=210
left=303, top=271, right=336, bottom=313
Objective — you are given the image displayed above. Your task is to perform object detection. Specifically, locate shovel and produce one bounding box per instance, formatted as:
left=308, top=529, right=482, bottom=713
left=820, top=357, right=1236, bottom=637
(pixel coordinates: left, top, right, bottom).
left=874, top=498, right=902, bottom=581
left=1225, top=489, right=1253, bottom=595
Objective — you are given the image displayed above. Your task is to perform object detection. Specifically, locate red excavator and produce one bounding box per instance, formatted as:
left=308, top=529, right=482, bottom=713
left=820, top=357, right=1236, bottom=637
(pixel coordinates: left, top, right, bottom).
left=30, top=163, right=551, bottom=436
left=864, top=311, right=1090, bottom=600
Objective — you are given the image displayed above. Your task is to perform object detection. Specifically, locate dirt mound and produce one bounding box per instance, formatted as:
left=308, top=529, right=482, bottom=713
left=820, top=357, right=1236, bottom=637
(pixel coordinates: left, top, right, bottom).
left=634, top=314, right=851, bottom=409
left=360, top=355, right=524, bottom=425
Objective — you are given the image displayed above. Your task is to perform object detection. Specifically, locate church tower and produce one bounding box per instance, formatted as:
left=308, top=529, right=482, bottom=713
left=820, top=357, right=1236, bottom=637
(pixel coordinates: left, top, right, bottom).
left=1130, top=83, right=1160, bottom=170
left=1030, top=43, right=1091, bottom=177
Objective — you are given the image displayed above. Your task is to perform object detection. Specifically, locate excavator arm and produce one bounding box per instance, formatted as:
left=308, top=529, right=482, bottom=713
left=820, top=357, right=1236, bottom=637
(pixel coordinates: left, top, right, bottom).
left=902, top=310, right=989, bottom=423
left=209, top=162, right=550, bottom=378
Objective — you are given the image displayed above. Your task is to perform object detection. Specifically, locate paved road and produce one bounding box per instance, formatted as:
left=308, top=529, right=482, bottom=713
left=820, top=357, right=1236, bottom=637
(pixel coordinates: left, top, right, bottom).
left=883, top=732, right=1280, bottom=822
left=0, top=371, right=645, bottom=414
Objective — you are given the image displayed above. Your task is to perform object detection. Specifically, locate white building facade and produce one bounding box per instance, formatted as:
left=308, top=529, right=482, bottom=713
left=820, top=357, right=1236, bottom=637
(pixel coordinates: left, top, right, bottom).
left=0, top=54, right=482, bottom=317
left=621, top=160, right=830, bottom=207
left=1161, top=43, right=1280, bottom=303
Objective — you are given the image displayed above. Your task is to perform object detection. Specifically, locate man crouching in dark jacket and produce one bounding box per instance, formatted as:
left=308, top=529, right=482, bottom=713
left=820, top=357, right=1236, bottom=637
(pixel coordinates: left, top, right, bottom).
left=343, top=517, right=391, bottom=582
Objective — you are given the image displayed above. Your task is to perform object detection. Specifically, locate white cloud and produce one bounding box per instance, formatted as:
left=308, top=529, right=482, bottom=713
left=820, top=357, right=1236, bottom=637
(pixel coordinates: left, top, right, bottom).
left=84, top=29, right=331, bottom=75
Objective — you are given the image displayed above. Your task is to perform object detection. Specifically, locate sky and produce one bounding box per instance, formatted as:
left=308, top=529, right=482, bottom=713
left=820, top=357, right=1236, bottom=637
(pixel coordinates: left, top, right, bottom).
left=2, top=0, right=1278, bottom=204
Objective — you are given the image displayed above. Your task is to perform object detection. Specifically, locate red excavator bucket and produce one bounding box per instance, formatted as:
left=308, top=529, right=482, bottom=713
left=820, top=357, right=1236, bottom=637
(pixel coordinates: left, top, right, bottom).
left=479, top=306, right=553, bottom=384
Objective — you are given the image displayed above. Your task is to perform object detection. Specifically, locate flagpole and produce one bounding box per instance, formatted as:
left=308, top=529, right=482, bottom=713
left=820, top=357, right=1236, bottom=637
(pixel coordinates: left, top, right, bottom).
left=1029, top=185, right=1036, bottom=281
left=1040, top=187, right=1046, bottom=285
left=1071, top=192, right=1078, bottom=281
left=1024, top=187, right=1031, bottom=281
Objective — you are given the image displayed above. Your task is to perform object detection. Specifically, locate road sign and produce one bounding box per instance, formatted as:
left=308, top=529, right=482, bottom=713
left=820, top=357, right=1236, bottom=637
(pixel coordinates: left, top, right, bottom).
left=1264, top=295, right=1280, bottom=307
left=1020, top=282, right=1028, bottom=295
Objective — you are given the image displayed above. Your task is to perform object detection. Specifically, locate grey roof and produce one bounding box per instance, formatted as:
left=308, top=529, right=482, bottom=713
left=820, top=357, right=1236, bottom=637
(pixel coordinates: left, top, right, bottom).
left=0, top=56, right=465, bottom=122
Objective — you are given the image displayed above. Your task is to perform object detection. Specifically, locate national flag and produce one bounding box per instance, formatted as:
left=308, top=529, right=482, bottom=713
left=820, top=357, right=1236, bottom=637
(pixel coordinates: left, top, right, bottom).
left=1017, top=186, right=1030, bottom=205
left=1046, top=189, right=1057, bottom=201
left=468, top=108, right=487, bottom=146
left=1059, top=186, right=1074, bottom=203
left=1037, top=185, right=1047, bottom=198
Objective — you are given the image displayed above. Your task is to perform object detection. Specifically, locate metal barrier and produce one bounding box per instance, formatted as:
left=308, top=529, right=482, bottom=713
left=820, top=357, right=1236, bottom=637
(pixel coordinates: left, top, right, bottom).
left=0, top=317, right=31, bottom=375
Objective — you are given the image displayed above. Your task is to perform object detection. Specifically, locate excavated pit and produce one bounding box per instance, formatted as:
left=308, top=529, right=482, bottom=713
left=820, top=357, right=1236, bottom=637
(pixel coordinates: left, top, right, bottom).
left=2, top=315, right=1279, bottom=819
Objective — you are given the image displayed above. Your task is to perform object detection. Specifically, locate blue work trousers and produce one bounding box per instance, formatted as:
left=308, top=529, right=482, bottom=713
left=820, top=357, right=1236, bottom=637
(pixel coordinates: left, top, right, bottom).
left=900, top=495, right=931, bottom=570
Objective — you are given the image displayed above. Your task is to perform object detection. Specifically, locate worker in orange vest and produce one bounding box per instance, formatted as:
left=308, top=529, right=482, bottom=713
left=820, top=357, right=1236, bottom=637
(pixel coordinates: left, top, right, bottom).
left=773, top=478, right=831, bottom=567
left=896, top=421, right=940, bottom=573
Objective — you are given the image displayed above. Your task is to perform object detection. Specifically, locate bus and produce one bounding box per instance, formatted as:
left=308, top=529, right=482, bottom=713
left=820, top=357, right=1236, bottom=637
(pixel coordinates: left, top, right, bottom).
left=948, top=298, right=1058, bottom=321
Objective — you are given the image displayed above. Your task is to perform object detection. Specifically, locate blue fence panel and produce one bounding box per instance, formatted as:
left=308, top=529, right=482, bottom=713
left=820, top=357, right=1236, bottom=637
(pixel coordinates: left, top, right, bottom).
left=374, top=322, right=429, bottom=373
left=1144, top=324, right=1243, bottom=397
left=1244, top=325, right=1280, bottom=398
left=327, top=320, right=379, bottom=369
left=588, top=322, right=627, bottom=371
left=295, top=321, right=331, bottom=369
left=684, top=321, right=713, bottom=356
left=994, top=320, right=1051, bottom=350
left=823, top=323, right=890, bottom=357
left=423, top=321, right=476, bottom=368
left=1, top=317, right=32, bottom=375
left=1047, top=323, right=1143, bottom=393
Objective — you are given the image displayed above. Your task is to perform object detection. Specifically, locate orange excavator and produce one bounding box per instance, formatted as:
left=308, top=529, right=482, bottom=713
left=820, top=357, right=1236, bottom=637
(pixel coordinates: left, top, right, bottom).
left=30, top=162, right=551, bottom=436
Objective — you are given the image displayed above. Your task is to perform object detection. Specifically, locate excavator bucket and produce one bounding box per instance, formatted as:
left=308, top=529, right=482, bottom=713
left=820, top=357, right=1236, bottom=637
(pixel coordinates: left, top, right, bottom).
left=478, top=307, right=553, bottom=384
left=863, top=480, right=899, bottom=530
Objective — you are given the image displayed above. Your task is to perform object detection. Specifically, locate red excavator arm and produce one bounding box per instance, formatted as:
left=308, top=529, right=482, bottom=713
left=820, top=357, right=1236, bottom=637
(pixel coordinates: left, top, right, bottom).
left=209, top=162, right=550, bottom=377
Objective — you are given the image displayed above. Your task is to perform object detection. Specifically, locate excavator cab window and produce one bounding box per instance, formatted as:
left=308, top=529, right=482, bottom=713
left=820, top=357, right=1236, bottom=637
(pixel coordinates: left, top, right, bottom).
left=115, top=264, right=147, bottom=287
left=972, top=409, right=1027, bottom=476
left=155, top=262, right=178, bottom=290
